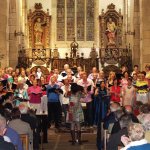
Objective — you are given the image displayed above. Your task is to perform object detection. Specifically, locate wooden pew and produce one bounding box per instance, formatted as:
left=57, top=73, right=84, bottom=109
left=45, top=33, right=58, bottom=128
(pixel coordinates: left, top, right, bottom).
left=20, top=134, right=29, bottom=150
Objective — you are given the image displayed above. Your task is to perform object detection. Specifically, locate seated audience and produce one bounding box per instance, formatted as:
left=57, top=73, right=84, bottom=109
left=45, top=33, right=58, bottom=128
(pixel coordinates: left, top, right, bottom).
left=103, top=102, right=121, bottom=130
left=0, top=114, right=15, bottom=150
left=19, top=102, right=40, bottom=149
left=112, top=105, right=139, bottom=134
left=137, top=104, right=150, bottom=123
left=107, top=114, right=132, bottom=150
left=8, top=107, right=33, bottom=150
left=142, top=114, right=150, bottom=143
left=123, top=105, right=139, bottom=123
left=121, top=123, right=150, bottom=150
left=0, top=107, right=23, bottom=150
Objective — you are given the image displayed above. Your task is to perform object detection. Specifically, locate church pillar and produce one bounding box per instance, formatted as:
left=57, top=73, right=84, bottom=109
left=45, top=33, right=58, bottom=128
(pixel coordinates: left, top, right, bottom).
left=0, top=0, right=9, bottom=67
left=94, top=0, right=99, bottom=47
left=51, top=0, right=57, bottom=48
left=140, top=0, right=150, bottom=69
left=8, top=0, right=18, bottom=68
left=133, top=0, right=140, bottom=67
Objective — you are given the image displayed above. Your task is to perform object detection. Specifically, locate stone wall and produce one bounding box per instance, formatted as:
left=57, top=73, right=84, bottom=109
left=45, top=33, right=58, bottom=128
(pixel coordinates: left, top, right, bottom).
left=6, top=0, right=150, bottom=69
left=133, top=0, right=140, bottom=67
left=9, top=0, right=18, bottom=68
left=0, top=1, right=8, bottom=67
left=140, top=0, right=150, bottom=69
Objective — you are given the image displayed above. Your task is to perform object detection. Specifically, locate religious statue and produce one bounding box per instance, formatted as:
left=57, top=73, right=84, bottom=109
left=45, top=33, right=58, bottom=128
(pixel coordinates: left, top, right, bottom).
left=90, top=45, right=98, bottom=67
left=52, top=48, right=59, bottom=59
left=34, top=18, right=46, bottom=44
left=90, top=47, right=98, bottom=59
left=105, top=18, right=116, bottom=45
left=70, top=38, right=79, bottom=58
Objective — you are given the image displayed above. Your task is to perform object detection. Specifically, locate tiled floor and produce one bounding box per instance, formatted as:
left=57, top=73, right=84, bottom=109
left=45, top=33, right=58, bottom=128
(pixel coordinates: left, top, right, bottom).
left=41, top=128, right=97, bottom=150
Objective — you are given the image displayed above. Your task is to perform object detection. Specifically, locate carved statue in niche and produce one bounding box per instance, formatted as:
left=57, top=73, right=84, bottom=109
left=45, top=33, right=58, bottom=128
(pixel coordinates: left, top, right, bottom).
left=105, top=18, right=117, bottom=45
left=34, top=18, right=46, bottom=44
left=99, top=3, right=123, bottom=48
left=28, top=3, right=51, bottom=49
left=52, top=48, right=59, bottom=59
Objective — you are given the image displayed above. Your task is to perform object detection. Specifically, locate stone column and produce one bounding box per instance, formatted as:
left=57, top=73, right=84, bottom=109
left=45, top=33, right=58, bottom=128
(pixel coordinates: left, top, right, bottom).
left=51, top=0, right=57, bottom=48
left=140, top=0, right=150, bottom=69
left=9, top=0, right=18, bottom=68
left=132, top=0, right=140, bottom=67
left=94, top=0, right=99, bottom=47
left=0, top=1, right=8, bottom=67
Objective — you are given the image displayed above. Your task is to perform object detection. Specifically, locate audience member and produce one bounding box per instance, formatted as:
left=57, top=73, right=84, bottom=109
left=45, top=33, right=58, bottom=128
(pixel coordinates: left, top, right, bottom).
left=121, top=123, right=150, bottom=150
left=8, top=107, right=33, bottom=150
left=0, top=114, right=15, bottom=150
left=107, top=114, right=132, bottom=150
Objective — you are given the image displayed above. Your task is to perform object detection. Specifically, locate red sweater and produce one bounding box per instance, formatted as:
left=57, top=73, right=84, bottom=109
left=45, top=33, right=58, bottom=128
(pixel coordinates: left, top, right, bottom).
left=110, top=86, right=121, bottom=102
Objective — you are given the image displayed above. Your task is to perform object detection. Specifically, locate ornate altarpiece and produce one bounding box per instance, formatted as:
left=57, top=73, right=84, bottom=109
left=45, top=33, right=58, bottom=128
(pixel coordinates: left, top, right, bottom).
left=28, top=3, right=51, bottom=49
left=99, top=3, right=123, bottom=48
left=99, top=4, right=132, bottom=74
left=23, top=3, right=51, bottom=68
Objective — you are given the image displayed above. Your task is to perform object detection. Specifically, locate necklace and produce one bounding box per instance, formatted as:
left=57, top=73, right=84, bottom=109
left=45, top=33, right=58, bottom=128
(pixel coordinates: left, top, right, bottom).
left=127, top=86, right=132, bottom=89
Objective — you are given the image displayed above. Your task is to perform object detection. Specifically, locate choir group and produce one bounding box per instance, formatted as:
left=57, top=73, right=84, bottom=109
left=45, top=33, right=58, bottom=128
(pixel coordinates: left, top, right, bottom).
left=0, top=63, right=150, bottom=150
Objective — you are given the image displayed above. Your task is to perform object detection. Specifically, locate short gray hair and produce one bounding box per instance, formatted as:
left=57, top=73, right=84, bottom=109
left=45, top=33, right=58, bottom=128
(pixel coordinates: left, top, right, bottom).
left=0, top=115, right=6, bottom=132
left=142, top=114, right=150, bottom=130
left=119, top=114, right=132, bottom=129
left=128, top=123, right=145, bottom=141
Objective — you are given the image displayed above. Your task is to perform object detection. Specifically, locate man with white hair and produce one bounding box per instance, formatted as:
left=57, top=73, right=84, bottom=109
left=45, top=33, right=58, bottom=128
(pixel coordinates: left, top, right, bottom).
left=0, top=115, right=15, bottom=149
left=60, top=64, right=73, bottom=78
left=121, top=123, right=150, bottom=150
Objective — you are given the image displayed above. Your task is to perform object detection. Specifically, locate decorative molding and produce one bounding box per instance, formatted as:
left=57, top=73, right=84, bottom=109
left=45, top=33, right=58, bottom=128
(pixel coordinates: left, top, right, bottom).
left=34, top=3, right=42, bottom=10
left=107, top=3, right=115, bottom=10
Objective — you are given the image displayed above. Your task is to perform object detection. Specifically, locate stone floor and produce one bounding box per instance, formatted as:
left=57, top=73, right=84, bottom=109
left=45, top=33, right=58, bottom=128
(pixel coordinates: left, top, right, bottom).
left=41, top=128, right=97, bottom=150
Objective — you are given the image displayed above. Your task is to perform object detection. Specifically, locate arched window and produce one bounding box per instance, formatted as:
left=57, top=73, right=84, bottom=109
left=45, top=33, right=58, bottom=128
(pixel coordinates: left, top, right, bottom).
left=57, top=0, right=94, bottom=41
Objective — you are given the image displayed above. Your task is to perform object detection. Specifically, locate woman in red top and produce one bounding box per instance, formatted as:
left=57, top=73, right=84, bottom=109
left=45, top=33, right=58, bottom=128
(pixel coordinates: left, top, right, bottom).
left=110, top=78, right=121, bottom=103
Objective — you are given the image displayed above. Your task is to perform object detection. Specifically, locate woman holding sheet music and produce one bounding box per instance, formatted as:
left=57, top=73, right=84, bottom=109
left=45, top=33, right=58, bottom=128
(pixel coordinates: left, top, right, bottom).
left=94, top=81, right=110, bottom=126
left=77, top=72, right=94, bottom=127
left=14, top=81, right=29, bottom=100
left=46, top=76, right=62, bottom=129
left=28, top=80, right=42, bottom=113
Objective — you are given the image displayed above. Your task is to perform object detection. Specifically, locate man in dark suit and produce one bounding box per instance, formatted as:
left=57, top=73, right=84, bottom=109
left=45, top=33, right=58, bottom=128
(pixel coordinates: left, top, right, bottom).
left=0, top=114, right=15, bottom=150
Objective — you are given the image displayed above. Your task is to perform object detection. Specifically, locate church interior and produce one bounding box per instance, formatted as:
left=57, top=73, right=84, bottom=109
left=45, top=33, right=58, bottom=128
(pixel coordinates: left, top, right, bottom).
left=0, top=0, right=149, bottom=70
left=0, top=0, right=150, bottom=150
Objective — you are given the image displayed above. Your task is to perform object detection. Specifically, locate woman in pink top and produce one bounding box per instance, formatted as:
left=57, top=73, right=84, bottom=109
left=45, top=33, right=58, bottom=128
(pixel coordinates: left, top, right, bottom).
left=28, top=80, right=42, bottom=113
left=121, top=71, right=129, bottom=89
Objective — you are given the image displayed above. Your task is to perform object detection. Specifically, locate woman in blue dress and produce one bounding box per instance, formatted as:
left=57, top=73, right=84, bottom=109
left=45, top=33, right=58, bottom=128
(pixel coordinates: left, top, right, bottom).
left=94, top=81, right=110, bottom=126
left=94, top=81, right=110, bottom=150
